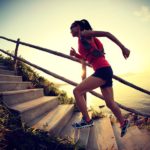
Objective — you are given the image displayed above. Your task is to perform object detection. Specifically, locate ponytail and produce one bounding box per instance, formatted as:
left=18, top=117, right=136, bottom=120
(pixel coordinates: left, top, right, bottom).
left=80, top=19, right=92, bottom=30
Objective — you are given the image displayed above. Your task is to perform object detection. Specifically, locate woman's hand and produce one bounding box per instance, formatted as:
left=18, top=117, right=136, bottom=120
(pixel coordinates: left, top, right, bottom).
left=70, top=47, right=77, bottom=56
left=122, top=47, right=130, bottom=59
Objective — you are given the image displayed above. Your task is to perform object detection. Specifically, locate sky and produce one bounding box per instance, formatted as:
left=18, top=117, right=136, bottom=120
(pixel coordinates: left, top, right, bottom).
left=0, top=0, right=150, bottom=84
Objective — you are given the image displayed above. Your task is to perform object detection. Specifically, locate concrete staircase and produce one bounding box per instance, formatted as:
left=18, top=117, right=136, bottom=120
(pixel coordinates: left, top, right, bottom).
left=0, top=62, right=150, bottom=150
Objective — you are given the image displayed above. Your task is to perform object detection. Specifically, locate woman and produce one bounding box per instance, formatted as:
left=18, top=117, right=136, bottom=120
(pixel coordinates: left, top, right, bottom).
left=70, top=19, right=130, bottom=137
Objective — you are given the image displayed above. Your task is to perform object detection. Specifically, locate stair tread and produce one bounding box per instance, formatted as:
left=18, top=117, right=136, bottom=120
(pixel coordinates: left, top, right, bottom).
left=0, top=69, right=14, bottom=71
left=0, top=69, right=15, bottom=74
left=0, top=81, right=32, bottom=92
left=0, top=66, right=8, bottom=69
left=11, top=96, right=58, bottom=112
left=87, top=117, right=118, bottom=150
left=0, top=81, right=31, bottom=83
left=113, top=123, right=150, bottom=150
left=0, top=88, right=43, bottom=95
left=0, top=74, right=22, bottom=82
left=31, top=104, right=74, bottom=131
left=0, top=74, right=22, bottom=77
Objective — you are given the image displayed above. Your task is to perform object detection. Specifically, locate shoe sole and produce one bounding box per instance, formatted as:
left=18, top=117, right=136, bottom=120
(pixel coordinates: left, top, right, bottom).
left=72, top=123, right=94, bottom=129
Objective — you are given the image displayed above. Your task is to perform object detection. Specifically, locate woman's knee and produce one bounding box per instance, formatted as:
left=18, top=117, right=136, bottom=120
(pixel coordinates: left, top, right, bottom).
left=73, top=87, right=84, bottom=96
left=73, top=87, right=80, bottom=96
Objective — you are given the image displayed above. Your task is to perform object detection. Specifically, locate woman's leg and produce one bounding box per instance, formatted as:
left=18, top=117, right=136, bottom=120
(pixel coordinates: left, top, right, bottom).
left=73, top=76, right=105, bottom=122
left=101, top=87, right=124, bottom=125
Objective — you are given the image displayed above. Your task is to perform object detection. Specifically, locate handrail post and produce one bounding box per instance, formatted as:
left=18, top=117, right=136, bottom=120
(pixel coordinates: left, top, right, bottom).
left=81, top=60, right=87, bottom=103
left=14, top=38, right=20, bottom=75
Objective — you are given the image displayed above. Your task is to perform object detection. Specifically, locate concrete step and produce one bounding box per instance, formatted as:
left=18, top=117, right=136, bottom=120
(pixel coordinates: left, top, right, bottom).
left=0, top=74, right=22, bottom=82
left=0, top=81, right=32, bottom=92
left=10, top=96, right=59, bottom=124
left=113, top=123, right=150, bottom=150
left=0, top=65, right=8, bottom=70
left=59, top=112, right=82, bottom=142
left=31, top=104, right=74, bottom=136
left=87, top=117, right=118, bottom=150
left=0, top=69, right=15, bottom=75
left=1, top=88, right=44, bottom=106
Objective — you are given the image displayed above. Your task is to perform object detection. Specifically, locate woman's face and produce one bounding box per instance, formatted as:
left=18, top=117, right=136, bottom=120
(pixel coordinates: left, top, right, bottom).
left=70, top=25, right=80, bottom=37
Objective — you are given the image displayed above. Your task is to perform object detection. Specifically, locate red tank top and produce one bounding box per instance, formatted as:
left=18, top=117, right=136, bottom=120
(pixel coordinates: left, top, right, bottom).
left=77, top=37, right=110, bottom=70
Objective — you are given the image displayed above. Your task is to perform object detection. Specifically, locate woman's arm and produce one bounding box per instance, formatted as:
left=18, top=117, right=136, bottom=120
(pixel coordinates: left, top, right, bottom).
left=81, top=30, right=130, bottom=59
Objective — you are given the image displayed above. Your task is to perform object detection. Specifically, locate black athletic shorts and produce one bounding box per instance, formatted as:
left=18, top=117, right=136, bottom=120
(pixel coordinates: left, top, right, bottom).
left=92, top=66, right=113, bottom=89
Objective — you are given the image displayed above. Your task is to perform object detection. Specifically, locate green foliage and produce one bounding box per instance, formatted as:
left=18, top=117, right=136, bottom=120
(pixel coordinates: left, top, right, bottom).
left=58, top=90, right=74, bottom=104
left=0, top=53, right=14, bottom=70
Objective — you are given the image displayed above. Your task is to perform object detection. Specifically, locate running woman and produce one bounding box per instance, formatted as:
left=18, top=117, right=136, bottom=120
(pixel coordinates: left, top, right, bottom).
left=70, top=19, right=130, bottom=137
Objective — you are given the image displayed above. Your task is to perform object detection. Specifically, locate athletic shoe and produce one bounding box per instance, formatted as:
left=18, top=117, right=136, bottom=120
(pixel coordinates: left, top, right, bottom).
left=121, top=119, right=130, bottom=137
left=72, top=117, right=94, bottom=129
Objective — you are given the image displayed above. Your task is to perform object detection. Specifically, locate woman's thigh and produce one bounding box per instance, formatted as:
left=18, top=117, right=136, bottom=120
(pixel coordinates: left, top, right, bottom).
left=75, top=76, right=106, bottom=94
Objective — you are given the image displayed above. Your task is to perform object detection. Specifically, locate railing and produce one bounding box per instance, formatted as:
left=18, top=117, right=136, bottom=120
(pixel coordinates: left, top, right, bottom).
left=0, top=36, right=150, bottom=117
